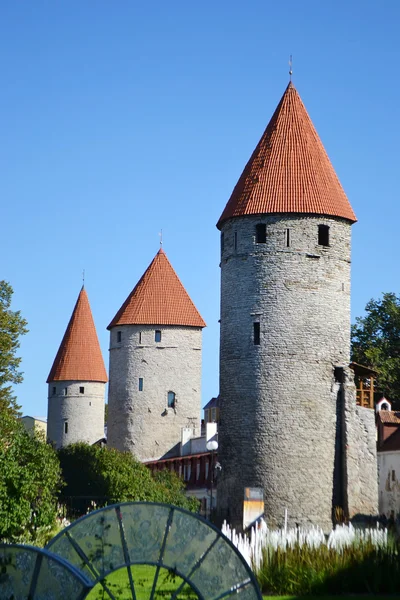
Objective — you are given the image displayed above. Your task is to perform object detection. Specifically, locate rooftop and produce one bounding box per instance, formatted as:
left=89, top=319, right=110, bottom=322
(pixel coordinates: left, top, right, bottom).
left=108, top=249, right=206, bottom=329
left=217, top=82, right=356, bottom=228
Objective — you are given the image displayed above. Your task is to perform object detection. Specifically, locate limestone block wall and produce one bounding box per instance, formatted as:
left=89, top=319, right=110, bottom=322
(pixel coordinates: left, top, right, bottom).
left=47, top=381, right=105, bottom=448
left=378, top=451, right=400, bottom=517
left=217, top=214, right=352, bottom=530
left=343, top=370, right=378, bottom=517
left=107, top=325, right=202, bottom=461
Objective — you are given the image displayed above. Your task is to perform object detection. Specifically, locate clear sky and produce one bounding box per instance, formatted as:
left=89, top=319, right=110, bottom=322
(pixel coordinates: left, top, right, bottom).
left=1, top=1, right=399, bottom=418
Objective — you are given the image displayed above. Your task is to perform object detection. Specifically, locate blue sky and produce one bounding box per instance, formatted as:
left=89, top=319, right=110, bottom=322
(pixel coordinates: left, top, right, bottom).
left=1, top=1, right=399, bottom=418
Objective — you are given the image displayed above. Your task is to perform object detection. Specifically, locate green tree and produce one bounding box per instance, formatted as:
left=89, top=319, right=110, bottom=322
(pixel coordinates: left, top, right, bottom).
left=58, top=443, right=198, bottom=513
left=351, top=292, right=400, bottom=403
left=0, top=281, right=28, bottom=416
left=0, top=411, right=63, bottom=542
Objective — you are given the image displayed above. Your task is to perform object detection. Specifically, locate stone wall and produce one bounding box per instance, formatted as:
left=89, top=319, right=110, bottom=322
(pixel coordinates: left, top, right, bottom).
left=343, top=368, right=378, bottom=518
left=217, top=214, right=352, bottom=531
left=47, top=381, right=105, bottom=448
left=107, top=324, right=202, bottom=461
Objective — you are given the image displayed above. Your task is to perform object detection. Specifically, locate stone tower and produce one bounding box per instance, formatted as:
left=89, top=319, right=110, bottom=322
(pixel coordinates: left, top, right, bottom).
left=47, top=287, right=107, bottom=448
left=107, top=248, right=206, bottom=461
left=217, top=82, right=377, bottom=530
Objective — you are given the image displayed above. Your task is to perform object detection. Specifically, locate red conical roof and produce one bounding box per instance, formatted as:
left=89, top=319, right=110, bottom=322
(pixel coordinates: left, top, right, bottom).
left=108, top=249, right=206, bottom=329
left=217, top=82, right=356, bottom=229
left=47, top=287, right=108, bottom=383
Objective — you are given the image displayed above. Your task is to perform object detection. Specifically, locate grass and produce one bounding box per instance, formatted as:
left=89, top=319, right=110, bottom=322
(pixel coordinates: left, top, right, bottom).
left=86, top=564, right=198, bottom=599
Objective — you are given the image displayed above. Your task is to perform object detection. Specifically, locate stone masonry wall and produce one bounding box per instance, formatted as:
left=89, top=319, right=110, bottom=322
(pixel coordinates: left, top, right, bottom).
left=107, top=325, right=202, bottom=461
left=343, top=367, right=378, bottom=517
left=47, top=381, right=105, bottom=448
left=217, top=214, right=352, bottom=531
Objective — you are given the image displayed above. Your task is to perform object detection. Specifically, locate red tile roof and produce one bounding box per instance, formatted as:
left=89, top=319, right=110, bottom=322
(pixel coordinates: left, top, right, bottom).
left=47, top=287, right=108, bottom=383
left=378, top=411, right=400, bottom=425
left=108, top=249, right=206, bottom=329
left=217, top=82, right=356, bottom=229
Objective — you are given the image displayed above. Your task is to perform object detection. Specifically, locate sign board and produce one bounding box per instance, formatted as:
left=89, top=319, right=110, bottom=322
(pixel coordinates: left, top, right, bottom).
left=243, top=487, right=264, bottom=530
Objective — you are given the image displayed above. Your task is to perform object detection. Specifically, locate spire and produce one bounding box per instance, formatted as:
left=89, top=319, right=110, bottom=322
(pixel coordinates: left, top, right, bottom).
left=47, top=288, right=108, bottom=383
left=108, top=249, right=206, bottom=329
left=217, top=82, right=356, bottom=229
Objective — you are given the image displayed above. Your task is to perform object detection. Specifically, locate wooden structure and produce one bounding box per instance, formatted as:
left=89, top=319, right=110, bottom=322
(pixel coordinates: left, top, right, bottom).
left=350, top=362, right=378, bottom=409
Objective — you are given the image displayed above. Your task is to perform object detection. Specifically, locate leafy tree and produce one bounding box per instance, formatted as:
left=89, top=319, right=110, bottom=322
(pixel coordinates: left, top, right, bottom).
left=351, top=292, right=400, bottom=403
left=58, top=443, right=198, bottom=513
left=0, top=411, right=63, bottom=542
left=0, top=281, right=28, bottom=416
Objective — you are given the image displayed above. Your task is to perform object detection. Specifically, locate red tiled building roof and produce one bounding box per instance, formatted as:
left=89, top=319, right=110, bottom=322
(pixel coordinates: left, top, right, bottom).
left=217, top=82, right=356, bottom=229
left=378, top=411, right=400, bottom=425
left=108, top=249, right=206, bottom=329
left=47, top=287, right=108, bottom=383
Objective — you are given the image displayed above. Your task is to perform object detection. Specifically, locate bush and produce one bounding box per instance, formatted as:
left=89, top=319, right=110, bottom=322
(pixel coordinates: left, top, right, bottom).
left=58, top=443, right=198, bottom=516
left=0, top=412, right=62, bottom=543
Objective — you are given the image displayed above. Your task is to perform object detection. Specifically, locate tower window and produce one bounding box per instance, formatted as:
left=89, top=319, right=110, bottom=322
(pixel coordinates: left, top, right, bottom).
left=117, top=331, right=122, bottom=343
left=286, top=228, right=290, bottom=247
left=52, top=387, right=56, bottom=395
left=168, top=391, right=176, bottom=408
left=64, top=387, right=67, bottom=395
left=318, top=224, right=330, bottom=246
left=221, top=232, right=224, bottom=252
left=155, top=330, right=162, bottom=342
left=234, top=231, right=238, bottom=250
left=64, top=422, right=68, bottom=434
left=79, top=386, right=84, bottom=394
left=256, top=224, right=267, bottom=243
left=254, top=322, right=260, bottom=345
left=139, top=331, right=142, bottom=344
left=138, top=378, right=143, bottom=392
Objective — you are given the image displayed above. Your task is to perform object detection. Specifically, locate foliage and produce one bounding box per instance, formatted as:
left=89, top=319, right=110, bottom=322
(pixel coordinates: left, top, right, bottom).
left=0, top=411, right=63, bottom=543
left=0, top=281, right=28, bottom=416
left=256, top=540, right=400, bottom=596
left=58, top=443, right=198, bottom=515
left=351, top=292, right=400, bottom=403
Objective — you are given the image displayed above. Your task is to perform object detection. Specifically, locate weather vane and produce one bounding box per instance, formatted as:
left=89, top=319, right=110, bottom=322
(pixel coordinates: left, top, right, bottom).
left=289, top=55, right=293, bottom=81
left=82, top=269, right=85, bottom=286
left=159, top=229, right=163, bottom=247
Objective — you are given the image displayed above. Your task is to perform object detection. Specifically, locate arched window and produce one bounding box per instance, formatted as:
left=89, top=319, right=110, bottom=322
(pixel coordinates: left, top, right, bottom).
left=167, top=391, right=176, bottom=408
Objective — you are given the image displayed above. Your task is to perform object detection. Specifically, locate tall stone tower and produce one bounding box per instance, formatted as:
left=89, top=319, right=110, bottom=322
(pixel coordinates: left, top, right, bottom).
left=107, top=248, right=206, bottom=461
left=217, top=81, right=370, bottom=530
left=47, top=287, right=107, bottom=448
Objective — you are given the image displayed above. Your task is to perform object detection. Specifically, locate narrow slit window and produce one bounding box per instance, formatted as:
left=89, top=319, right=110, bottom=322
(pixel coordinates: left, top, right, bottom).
left=155, top=330, right=161, bottom=342
left=392, top=470, right=396, bottom=482
left=221, top=232, right=224, bottom=252
left=117, top=331, right=122, bottom=343
left=64, top=387, right=67, bottom=395
left=254, top=322, right=260, bottom=345
left=138, top=378, right=143, bottom=392
left=79, top=386, right=84, bottom=394
left=168, top=391, right=176, bottom=408
left=234, top=231, right=238, bottom=250
left=64, top=422, right=68, bottom=434
left=52, top=387, right=56, bottom=395
left=318, top=224, right=330, bottom=246
left=139, top=331, right=142, bottom=344
left=256, top=224, right=267, bottom=243
left=286, top=228, right=290, bottom=247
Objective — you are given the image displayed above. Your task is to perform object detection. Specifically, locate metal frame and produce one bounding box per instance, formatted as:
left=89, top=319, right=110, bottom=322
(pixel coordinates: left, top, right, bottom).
left=46, top=501, right=263, bottom=600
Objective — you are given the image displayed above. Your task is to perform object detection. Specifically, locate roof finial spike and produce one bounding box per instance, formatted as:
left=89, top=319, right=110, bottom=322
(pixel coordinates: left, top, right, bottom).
left=82, top=269, right=85, bottom=288
left=289, top=54, right=293, bottom=82
left=159, top=229, right=163, bottom=248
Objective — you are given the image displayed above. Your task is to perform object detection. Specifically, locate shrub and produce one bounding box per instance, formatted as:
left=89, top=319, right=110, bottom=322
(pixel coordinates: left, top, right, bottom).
left=0, top=412, right=62, bottom=543
left=58, top=443, right=198, bottom=516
